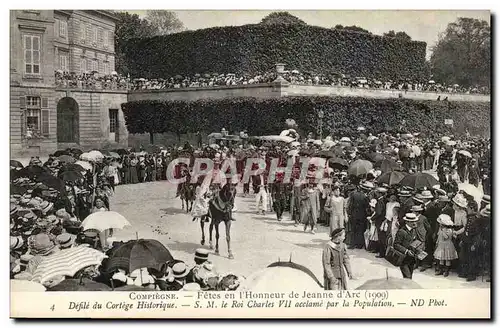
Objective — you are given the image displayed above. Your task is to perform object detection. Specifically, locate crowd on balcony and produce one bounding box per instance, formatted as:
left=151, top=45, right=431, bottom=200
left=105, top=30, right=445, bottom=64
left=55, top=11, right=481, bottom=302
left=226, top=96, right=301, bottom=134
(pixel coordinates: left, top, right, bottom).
left=54, top=70, right=490, bottom=95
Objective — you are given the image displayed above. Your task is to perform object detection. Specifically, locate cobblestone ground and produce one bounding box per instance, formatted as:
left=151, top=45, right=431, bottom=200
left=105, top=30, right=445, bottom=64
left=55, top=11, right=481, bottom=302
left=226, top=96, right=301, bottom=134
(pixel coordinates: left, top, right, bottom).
left=110, top=181, right=490, bottom=290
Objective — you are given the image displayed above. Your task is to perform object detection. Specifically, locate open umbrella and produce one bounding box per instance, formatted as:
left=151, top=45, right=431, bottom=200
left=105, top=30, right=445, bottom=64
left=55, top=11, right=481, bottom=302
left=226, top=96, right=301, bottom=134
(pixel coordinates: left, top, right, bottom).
left=108, top=152, right=120, bottom=159
left=367, top=152, right=385, bottom=163
left=68, top=148, right=83, bottom=156
left=103, top=239, right=173, bottom=274
left=47, top=278, right=112, bottom=291
left=31, top=246, right=107, bottom=284
left=82, top=211, right=131, bottom=232
left=329, top=157, right=349, bottom=169
left=10, top=160, right=23, bottom=169
left=87, top=150, right=104, bottom=162
left=316, top=150, right=336, bottom=159
left=375, top=159, right=401, bottom=173
left=115, top=149, right=129, bottom=156
left=356, top=277, right=422, bottom=290
left=62, top=163, right=85, bottom=173
left=35, top=175, right=65, bottom=192
left=53, top=150, right=70, bottom=157
left=458, top=183, right=482, bottom=204
left=238, top=261, right=323, bottom=292
left=57, top=155, right=76, bottom=164
left=348, top=159, right=373, bottom=177
left=399, top=172, right=438, bottom=190
left=59, top=170, right=84, bottom=183
left=16, top=165, right=50, bottom=179
left=458, top=150, right=472, bottom=158
left=75, top=161, right=93, bottom=171
left=10, top=279, right=46, bottom=292
left=377, top=171, right=408, bottom=186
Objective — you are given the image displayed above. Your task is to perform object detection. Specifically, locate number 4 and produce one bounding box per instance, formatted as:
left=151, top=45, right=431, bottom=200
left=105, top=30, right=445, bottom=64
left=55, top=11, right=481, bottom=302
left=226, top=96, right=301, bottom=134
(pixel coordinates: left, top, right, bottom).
left=50, top=304, right=55, bottom=311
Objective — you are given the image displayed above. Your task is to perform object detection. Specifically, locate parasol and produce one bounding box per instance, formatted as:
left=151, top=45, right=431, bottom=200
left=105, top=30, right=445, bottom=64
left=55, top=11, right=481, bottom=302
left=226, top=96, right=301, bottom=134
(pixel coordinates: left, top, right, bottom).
left=376, top=171, right=408, bottom=186
left=31, top=246, right=107, bottom=284
left=316, top=150, right=336, bottom=158
left=399, top=172, right=439, bottom=190
left=103, top=239, right=174, bottom=274
left=58, top=170, right=84, bottom=183
left=239, top=261, right=323, bottom=292
left=75, top=160, right=93, bottom=171
left=458, top=150, right=472, bottom=158
left=82, top=211, right=131, bottom=232
left=255, top=135, right=294, bottom=143
left=458, top=183, right=483, bottom=205
left=57, top=155, right=76, bottom=164
left=375, top=159, right=401, bottom=173
left=53, top=150, right=70, bottom=157
left=10, top=160, right=24, bottom=169
left=348, top=159, right=373, bottom=177
left=329, top=157, right=349, bottom=169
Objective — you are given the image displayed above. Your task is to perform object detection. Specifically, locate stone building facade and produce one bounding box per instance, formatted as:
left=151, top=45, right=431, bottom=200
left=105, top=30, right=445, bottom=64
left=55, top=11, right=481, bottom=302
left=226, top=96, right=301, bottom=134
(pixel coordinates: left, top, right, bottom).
left=10, top=10, right=127, bottom=158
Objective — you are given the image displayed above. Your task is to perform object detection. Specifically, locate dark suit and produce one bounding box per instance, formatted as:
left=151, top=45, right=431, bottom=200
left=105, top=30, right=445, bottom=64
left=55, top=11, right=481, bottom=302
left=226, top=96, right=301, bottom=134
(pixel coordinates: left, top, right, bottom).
left=347, top=191, right=370, bottom=248
left=373, top=196, right=387, bottom=256
left=393, top=225, right=418, bottom=279
left=271, top=182, right=288, bottom=220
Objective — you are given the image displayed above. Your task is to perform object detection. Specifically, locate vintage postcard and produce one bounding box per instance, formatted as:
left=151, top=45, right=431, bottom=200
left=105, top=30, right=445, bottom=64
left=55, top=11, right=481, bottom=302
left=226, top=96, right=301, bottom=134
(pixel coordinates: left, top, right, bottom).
left=9, top=9, right=491, bottom=319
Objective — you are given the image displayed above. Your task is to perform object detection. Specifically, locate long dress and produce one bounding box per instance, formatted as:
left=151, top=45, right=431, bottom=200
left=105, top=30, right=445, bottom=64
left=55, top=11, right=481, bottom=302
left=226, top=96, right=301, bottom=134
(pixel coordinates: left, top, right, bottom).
left=325, top=195, right=346, bottom=235
left=129, top=159, right=139, bottom=184
left=300, top=188, right=320, bottom=227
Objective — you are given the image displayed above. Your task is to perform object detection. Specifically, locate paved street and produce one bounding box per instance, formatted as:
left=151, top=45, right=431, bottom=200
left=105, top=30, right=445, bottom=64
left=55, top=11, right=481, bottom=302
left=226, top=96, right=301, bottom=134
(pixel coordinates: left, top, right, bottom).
left=110, top=181, right=490, bottom=290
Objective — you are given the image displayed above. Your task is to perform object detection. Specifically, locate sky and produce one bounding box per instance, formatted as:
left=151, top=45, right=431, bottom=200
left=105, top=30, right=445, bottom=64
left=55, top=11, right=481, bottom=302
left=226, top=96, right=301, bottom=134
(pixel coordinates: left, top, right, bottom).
left=128, top=10, right=490, bottom=59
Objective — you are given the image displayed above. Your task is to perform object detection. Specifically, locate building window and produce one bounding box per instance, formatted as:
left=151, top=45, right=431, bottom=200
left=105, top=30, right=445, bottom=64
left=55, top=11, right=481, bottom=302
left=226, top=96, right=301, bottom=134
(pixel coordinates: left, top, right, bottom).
left=109, top=109, right=118, bottom=133
left=92, top=26, right=98, bottom=44
left=54, top=19, right=60, bottom=37
left=23, top=35, right=41, bottom=75
left=59, top=54, right=68, bottom=72
left=25, top=96, right=41, bottom=135
left=80, top=58, right=86, bottom=73
left=59, top=20, right=67, bottom=38
left=103, top=30, right=109, bottom=47
left=104, top=61, right=110, bottom=75
left=86, top=24, right=92, bottom=43
left=92, top=60, right=98, bottom=72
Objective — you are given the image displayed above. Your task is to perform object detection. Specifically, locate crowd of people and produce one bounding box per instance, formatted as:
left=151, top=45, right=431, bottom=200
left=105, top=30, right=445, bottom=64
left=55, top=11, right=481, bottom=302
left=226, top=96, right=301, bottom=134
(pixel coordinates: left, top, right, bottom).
left=54, top=69, right=490, bottom=95
left=9, top=150, right=243, bottom=291
left=10, top=125, right=491, bottom=291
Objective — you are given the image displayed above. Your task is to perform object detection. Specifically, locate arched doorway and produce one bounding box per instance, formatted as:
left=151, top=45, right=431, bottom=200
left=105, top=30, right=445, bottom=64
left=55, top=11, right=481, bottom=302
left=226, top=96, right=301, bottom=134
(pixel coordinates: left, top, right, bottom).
left=57, top=97, right=79, bottom=143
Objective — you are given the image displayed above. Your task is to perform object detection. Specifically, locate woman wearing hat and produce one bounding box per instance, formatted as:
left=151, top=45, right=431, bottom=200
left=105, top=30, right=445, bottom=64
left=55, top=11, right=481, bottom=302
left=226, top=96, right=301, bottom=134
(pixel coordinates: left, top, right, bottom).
left=433, top=214, right=457, bottom=277
left=322, top=228, right=353, bottom=290
left=300, top=181, right=320, bottom=234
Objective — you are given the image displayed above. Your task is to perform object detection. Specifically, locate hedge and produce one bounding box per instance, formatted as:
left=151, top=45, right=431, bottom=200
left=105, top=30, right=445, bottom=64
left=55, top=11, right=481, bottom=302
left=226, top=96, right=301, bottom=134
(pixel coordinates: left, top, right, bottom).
left=123, top=23, right=428, bottom=81
left=121, top=97, right=491, bottom=139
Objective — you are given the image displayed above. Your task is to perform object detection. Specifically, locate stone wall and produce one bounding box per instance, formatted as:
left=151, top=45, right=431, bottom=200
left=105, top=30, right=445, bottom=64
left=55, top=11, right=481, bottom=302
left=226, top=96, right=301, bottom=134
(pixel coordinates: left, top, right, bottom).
left=127, top=83, right=283, bottom=102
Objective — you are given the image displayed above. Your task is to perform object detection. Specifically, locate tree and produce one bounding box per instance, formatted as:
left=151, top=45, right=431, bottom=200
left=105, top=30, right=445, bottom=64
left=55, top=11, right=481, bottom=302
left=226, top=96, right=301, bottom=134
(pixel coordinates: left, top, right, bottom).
left=384, top=30, right=412, bottom=41
left=260, top=12, right=307, bottom=25
left=341, top=25, right=371, bottom=34
left=430, top=17, right=490, bottom=87
left=395, top=31, right=412, bottom=41
left=145, top=10, right=184, bottom=36
left=113, top=12, right=158, bottom=74
left=384, top=30, right=396, bottom=37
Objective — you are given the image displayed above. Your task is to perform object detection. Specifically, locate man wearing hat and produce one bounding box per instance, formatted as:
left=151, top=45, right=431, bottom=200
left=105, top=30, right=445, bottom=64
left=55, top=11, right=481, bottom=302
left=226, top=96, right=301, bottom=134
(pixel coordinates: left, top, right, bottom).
left=166, top=262, right=190, bottom=291
left=411, top=205, right=430, bottom=271
left=393, top=213, right=419, bottom=279
left=347, top=182, right=372, bottom=249
left=322, top=228, right=353, bottom=290
left=186, top=248, right=218, bottom=290
left=373, top=187, right=388, bottom=258
left=419, top=194, right=448, bottom=272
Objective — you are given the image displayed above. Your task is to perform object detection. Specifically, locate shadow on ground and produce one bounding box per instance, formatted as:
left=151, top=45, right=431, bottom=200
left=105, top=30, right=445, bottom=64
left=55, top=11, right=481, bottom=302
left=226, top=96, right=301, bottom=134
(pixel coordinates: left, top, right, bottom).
left=166, top=240, right=204, bottom=253
left=160, top=207, right=188, bottom=215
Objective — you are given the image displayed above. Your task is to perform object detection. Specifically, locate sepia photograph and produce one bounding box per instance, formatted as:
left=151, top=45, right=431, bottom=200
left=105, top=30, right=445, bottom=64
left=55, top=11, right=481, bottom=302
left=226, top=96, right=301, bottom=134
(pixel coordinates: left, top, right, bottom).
left=8, top=6, right=491, bottom=319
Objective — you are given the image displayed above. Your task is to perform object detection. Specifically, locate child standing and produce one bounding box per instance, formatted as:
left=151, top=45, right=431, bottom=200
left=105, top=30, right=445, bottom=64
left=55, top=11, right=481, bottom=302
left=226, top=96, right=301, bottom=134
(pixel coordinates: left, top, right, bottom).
left=434, top=214, right=458, bottom=277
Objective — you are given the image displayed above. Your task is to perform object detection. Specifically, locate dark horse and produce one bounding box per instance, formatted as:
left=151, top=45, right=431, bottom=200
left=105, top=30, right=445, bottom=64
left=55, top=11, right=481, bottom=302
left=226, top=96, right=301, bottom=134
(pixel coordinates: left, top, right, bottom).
left=178, top=169, right=196, bottom=212
left=201, top=183, right=235, bottom=259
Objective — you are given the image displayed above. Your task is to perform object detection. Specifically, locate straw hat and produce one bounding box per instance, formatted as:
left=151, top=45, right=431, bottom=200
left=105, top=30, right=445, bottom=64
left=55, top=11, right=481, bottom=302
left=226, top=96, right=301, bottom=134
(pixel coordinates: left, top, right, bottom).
left=437, top=214, right=453, bottom=226
left=55, top=233, right=75, bottom=249
left=172, top=262, right=189, bottom=279
left=360, top=181, right=374, bottom=190
left=194, top=248, right=210, bottom=262
left=452, top=193, right=468, bottom=209
left=411, top=205, right=424, bottom=212
left=404, top=213, right=418, bottom=222
left=10, top=236, right=24, bottom=250
left=182, top=282, right=201, bottom=291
